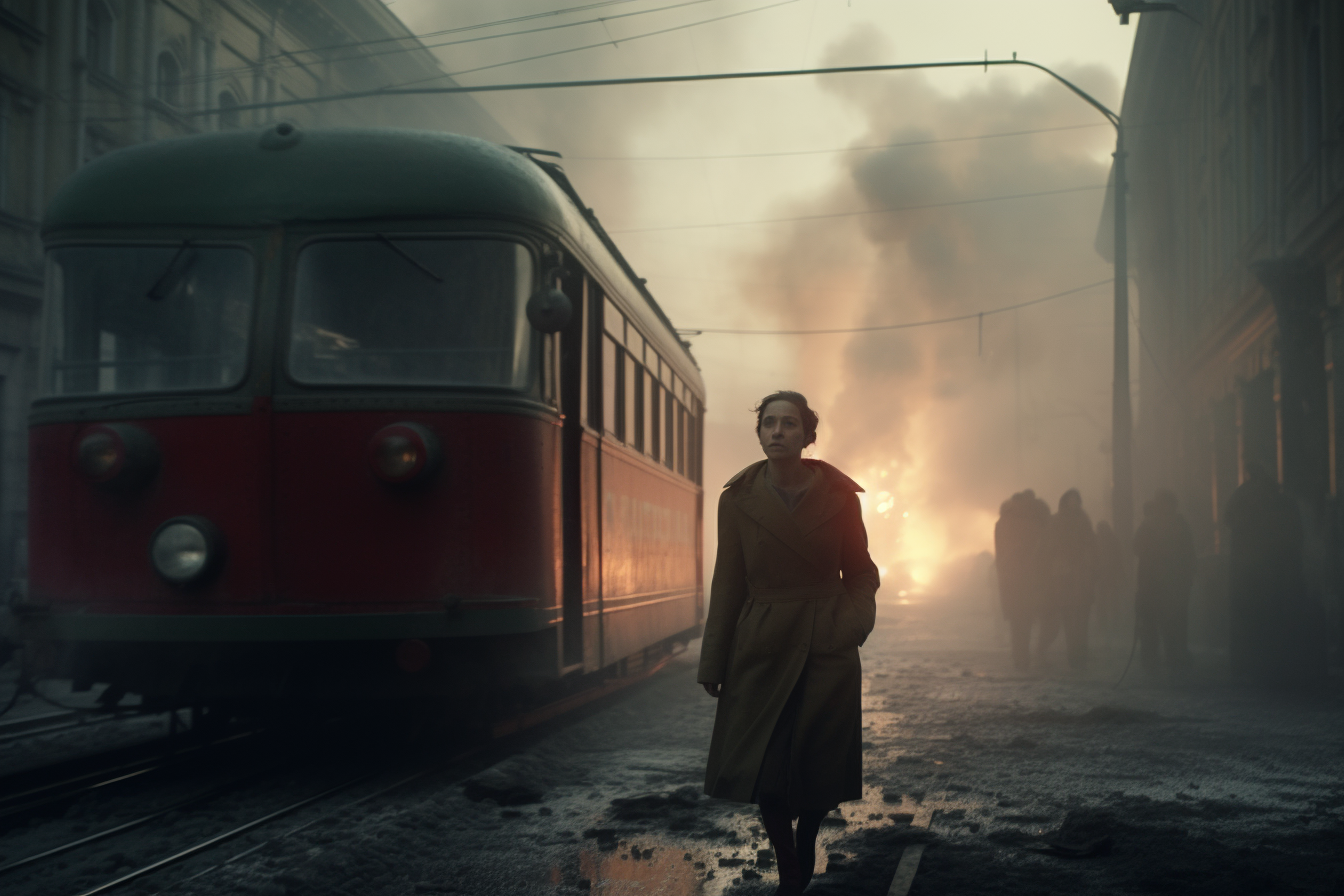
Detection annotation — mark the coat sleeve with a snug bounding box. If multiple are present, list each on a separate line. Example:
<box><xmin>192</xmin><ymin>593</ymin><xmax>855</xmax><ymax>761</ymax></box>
<box><xmin>838</xmin><ymin>493</ymin><xmax>881</xmax><ymax>646</ymax></box>
<box><xmin>697</xmin><ymin>490</ymin><xmax>748</xmax><ymax>684</ymax></box>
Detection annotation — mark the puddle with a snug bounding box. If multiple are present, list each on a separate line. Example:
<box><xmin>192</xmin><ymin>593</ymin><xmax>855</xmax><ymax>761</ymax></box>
<box><xmin>576</xmin><ymin>847</ymin><xmax>705</xmax><ymax>895</ymax></box>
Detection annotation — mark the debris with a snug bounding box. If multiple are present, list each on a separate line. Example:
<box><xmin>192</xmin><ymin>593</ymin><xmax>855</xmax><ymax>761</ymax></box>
<box><xmin>1037</xmin><ymin>835</ymin><xmax>1114</xmax><ymax>858</ymax></box>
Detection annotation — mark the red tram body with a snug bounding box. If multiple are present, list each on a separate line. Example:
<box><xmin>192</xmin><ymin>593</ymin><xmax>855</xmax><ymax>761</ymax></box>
<box><xmin>18</xmin><ymin>126</ymin><xmax>705</xmax><ymax>709</ymax></box>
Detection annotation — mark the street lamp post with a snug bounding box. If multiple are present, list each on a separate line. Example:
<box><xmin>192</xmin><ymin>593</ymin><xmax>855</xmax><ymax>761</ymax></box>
<box><xmin>211</xmin><ymin>56</ymin><xmax>1135</xmax><ymax>539</ymax></box>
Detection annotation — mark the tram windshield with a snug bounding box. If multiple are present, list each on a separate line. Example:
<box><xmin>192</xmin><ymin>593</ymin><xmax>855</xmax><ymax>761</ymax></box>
<box><xmin>43</xmin><ymin>245</ymin><xmax>254</xmax><ymax>396</ymax></box>
<box><xmin>288</xmin><ymin>238</ymin><xmax>534</xmax><ymax>389</ymax></box>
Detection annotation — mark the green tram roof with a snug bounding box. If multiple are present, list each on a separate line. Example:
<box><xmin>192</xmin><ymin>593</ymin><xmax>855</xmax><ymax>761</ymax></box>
<box><xmin>43</xmin><ymin>126</ymin><xmax>702</xmax><ymax>392</ymax></box>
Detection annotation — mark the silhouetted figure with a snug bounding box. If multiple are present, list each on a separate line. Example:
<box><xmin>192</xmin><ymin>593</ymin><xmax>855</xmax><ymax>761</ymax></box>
<box><xmin>1038</xmin><ymin>489</ymin><xmax>1096</xmax><ymax>672</ymax></box>
<box><xmin>994</xmin><ymin>490</ymin><xmax>1049</xmax><ymax>671</ymax></box>
<box><xmin>1132</xmin><ymin>490</ymin><xmax>1195</xmax><ymax>679</ymax></box>
<box><xmin>1093</xmin><ymin>519</ymin><xmax>1125</xmax><ymax>641</ymax></box>
<box><xmin>1224</xmin><ymin>463</ymin><xmax>1323</xmax><ymax>684</ymax></box>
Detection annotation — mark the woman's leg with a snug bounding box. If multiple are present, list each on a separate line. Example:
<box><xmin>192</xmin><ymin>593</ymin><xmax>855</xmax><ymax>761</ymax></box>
<box><xmin>795</xmin><ymin>809</ymin><xmax>827</xmax><ymax>890</ymax></box>
<box><xmin>759</xmin><ymin>798</ymin><xmax>802</xmax><ymax>895</ymax></box>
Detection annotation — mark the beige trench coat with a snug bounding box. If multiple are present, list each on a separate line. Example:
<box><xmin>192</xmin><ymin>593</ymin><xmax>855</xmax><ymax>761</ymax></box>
<box><xmin>698</xmin><ymin>459</ymin><xmax>880</xmax><ymax>808</ymax></box>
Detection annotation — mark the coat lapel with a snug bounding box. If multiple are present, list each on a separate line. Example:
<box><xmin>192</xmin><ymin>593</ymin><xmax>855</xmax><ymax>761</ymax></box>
<box><xmin>729</xmin><ymin>462</ymin><xmax>819</xmax><ymax>566</ymax></box>
<box><xmin>793</xmin><ymin>460</ymin><xmax>864</xmax><ymax>534</ymax></box>
<box><xmin>727</xmin><ymin>460</ymin><xmax>865</xmax><ymax>569</ymax></box>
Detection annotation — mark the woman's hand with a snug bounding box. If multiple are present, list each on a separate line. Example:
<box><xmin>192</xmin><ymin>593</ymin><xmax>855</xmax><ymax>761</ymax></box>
<box><xmin>702</xmin><ymin>682</ymin><xmax>722</xmax><ymax>698</ymax></box>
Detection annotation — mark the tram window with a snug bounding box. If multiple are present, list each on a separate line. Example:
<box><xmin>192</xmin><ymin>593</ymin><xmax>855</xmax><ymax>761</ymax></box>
<box><xmin>603</xmin><ymin>335</ymin><xmax>619</xmax><ymax>439</ymax></box>
<box><xmin>631</xmin><ymin>365</ymin><xmax>645</xmax><ymax>452</ymax></box>
<box><xmin>623</xmin><ymin>352</ymin><xmax>637</xmax><ymax>447</ymax></box>
<box><xmin>677</xmin><ymin>402</ymin><xmax>687</xmax><ymax>476</ymax></box>
<box><xmin>290</xmin><ymin>238</ymin><xmax>534</xmax><ymax>389</ymax></box>
<box><xmin>642</xmin><ymin>369</ymin><xmax>654</xmax><ymax>456</ymax></box>
<box><xmin>604</xmin><ymin>297</ymin><xmax>622</xmax><ymax>339</ymax></box>
<box><xmin>663</xmin><ymin>388</ymin><xmax>675</xmax><ymax>469</ymax></box>
<box><xmin>44</xmin><ymin>245</ymin><xmax>254</xmax><ymax>396</ymax></box>
<box><xmin>649</xmin><ymin>383</ymin><xmax>661</xmax><ymax>462</ymax></box>
<box><xmin>578</xmin><ymin>279</ymin><xmax>590</xmax><ymax>427</ymax></box>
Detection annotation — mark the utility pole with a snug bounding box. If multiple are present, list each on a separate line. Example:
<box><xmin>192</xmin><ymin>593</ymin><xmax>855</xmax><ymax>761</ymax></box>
<box><xmin>1111</xmin><ymin>124</ymin><xmax>1133</xmax><ymax>545</ymax></box>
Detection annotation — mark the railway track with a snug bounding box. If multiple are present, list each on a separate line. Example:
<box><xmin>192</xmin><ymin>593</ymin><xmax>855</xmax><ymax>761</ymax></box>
<box><xmin>0</xmin><ymin>726</ymin><xmax>262</xmax><ymax>830</ymax></box>
<box><xmin>0</xmin><ymin>646</ymin><xmax>686</xmax><ymax>896</ymax></box>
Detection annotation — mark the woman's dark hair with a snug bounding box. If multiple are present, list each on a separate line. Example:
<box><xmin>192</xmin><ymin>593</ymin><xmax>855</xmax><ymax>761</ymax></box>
<box><xmin>754</xmin><ymin>391</ymin><xmax>819</xmax><ymax>446</ymax></box>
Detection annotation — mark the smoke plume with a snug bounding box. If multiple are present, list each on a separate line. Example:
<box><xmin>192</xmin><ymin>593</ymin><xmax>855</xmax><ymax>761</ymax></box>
<box><xmin>740</xmin><ymin>31</ymin><xmax>1121</xmax><ymax>592</ymax></box>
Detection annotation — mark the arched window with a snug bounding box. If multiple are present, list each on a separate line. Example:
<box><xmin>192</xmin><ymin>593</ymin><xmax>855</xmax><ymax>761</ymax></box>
<box><xmin>218</xmin><ymin>91</ymin><xmax>241</xmax><ymax>129</ymax></box>
<box><xmin>87</xmin><ymin>1</ymin><xmax>115</xmax><ymax>76</ymax></box>
<box><xmin>156</xmin><ymin>51</ymin><xmax>181</xmax><ymax>106</ymax></box>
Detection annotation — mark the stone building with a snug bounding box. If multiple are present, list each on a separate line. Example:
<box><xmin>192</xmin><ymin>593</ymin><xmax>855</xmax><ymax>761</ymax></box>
<box><xmin>1112</xmin><ymin>0</ymin><xmax>1343</xmax><ymax>544</ymax></box>
<box><xmin>0</xmin><ymin>0</ymin><xmax>510</xmax><ymax>585</ymax></box>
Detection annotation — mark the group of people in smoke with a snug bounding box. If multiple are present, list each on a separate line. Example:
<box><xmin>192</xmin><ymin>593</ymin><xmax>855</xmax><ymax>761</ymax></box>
<box><xmin>995</xmin><ymin>463</ymin><xmax>1329</xmax><ymax>683</ymax></box>
<box><xmin>993</xmin><ymin>486</ymin><xmax>1196</xmax><ymax>676</ymax></box>
<box><xmin>995</xmin><ymin>488</ymin><xmax>1113</xmax><ymax>673</ymax></box>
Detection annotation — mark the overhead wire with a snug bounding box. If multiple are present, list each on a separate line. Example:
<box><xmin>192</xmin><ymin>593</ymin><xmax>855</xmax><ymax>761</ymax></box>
<box><xmin>675</xmin><ymin>278</ymin><xmax>1112</xmax><ymax>335</ymax></box>
<box><xmin>608</xmin><ymin>184</ymin><xmax>1106</xmax><ymax>234</ymax></box>
<box><xmin>277</xmin><ymin>0</ymin><xmax>650</xmax><ymax>59</ymax></box>
<box><xmin>180</xmin><ymin>0</ymin><xmax>723</xmax><ymax>88</ymax></box>
<box><xmin>395</xmin><ymin>0</ymin><xmax>804</xmax><ymax>86</ymax></box>
<box><xmin>565</xmin><ymin>121</ymin><xmax>1110</xmax><ymax>161</ymax></box>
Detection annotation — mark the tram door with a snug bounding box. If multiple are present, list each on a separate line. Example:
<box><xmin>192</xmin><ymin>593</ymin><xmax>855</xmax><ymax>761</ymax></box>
<box><xmin>558</xmin><ymin>268</ymin><xmax>591</xmax><ymax>670</ymax></box>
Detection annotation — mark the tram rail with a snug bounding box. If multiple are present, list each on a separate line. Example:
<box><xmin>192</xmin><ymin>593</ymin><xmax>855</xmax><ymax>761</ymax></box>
<box><xmin>0</xmin><ymin>646</ymin><xmax>687</xmax><ymax>896</ymax></box>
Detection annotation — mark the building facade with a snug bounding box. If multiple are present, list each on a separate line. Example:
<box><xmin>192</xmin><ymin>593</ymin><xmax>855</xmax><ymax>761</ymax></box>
<box><xmin>1113</xmin><ymin>0</ymin><xmax>1343</xmax><ymax>643</ymax></box>
<box><xmin>0</xmin><ymin>0</ymin><xmax>510</xmax><ymax>586</ymax></box>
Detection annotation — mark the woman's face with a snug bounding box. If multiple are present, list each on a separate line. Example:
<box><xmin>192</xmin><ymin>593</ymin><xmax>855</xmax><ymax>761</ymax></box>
<box><xmin>758</xmin><ymin>400</ymin><xmax>807</xmax><ymax>460</ymax></box>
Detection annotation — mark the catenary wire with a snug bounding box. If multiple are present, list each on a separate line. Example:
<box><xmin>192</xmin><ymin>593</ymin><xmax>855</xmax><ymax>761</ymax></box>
<box><xmin>73</xmin><ymin>0</ymin><xmax>799</xmax><ymax>112</ymax></box>
<box><xmin>395</xmin><ymin>0</ymin><xmax>803</xmax><ymax>86</ymax></box>
<box><xmin>675</xmin><ymin>278</ymin><xmax>1112</xmax><ymax>335</ymax></box>
<box><xmin>608</xmin><ymin>184</ymin><xmax>1106</xmax><ymax>234</ymax></box>
<box><xmin>180</xmin><ymin>0</ymin><xmax>723</xmax><ymax>89</ymax></box>
<box><xmin>564</xmin><ymin>121</ymin><xmax>1109</xmax><ymax>160</ymax></box>
<box><xmin>178</xmin><ymin>58</ymin><xmax>1117</xmax><ymax>127</ymax></box>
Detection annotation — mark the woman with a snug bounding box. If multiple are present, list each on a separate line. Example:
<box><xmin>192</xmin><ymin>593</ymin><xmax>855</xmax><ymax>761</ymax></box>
<box><xmin>698</xmin><ymin>391</ymin><xmax>880</xmax><ymax>895</ymax></box>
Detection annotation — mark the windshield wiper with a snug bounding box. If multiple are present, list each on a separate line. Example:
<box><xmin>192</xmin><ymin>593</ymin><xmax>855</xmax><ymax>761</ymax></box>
<box><xmin>146</xmin><ymin>241</ymin><xmax>199</xmax><ymax>300</ymax></box>
<box><xmin>376</xmin><ymin>234</ymin><xmax>443</xmax><ymax>283</ymax></box>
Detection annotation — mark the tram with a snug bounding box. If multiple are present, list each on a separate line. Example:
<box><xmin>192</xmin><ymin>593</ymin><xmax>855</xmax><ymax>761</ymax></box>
<box><xmin>17</xmin><ymin>123</ymin><xmax>705</xmax><ymax>710</ymax></box>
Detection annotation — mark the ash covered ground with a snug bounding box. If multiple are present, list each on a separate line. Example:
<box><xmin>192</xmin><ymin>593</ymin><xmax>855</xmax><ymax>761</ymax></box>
<box><xmin>5</xmin><ymin>597</ymin><xmax>1342</xmax><ymax>896</ymax></box>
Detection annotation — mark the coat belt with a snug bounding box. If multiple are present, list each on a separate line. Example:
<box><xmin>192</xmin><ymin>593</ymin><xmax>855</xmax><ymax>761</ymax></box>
<box><xmin>747</xmin><ymin>579</ymin><xmax>844</xmax><ymax>602</ymax></box>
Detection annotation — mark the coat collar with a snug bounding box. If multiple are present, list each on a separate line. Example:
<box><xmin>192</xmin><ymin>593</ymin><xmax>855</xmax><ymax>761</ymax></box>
<box><xmin>724</xmin><ymin>459</ymin><xmax>864</xmax><ymax>567</ymax></box>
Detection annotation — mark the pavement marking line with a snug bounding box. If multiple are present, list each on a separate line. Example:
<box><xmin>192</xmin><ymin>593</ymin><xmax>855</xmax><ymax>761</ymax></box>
<box><xmin>886</xmin><ymin>844</ymin><xmax>925</xmax><ymax>896</ymax></box>
<box><xmin>887</xmin><ymin>797</ymin><xmax>936</xmax><ymax>896</ymax></box>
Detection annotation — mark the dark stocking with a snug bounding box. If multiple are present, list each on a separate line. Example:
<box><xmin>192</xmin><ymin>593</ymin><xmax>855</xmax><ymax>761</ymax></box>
<box><xmin>759</xmin><ymin>800</ymin><xmax>802</xmax><ymax>895</ymax></box>
<box><xmin>795</xmin><ymin>810</ymin><xmax>826</xmax><ymax>891</ymax></box>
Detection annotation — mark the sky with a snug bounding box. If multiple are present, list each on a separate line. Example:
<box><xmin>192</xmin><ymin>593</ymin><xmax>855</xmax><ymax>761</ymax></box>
<box><xmin>382</xmin><ymin>0</ymin><xmax>1139</xmax><ymax>596</ymax></box>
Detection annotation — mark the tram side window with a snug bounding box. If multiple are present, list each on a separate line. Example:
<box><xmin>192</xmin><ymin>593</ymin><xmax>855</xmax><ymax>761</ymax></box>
<box><xmin>642</xmin><ymin>365</ymin><xmax>655</xmax><ymax>457</ymax></box>
<box><xmin>630</xmin><ymin>360</ymin><xmax>644</xmax><ymax>452</ymax></box>
<box><xmin>676</xmin><ymin>401</ymin><xmax>687</xmax><ymax>476</ymax></box>
<box><xmin>602</xmin><ymin>334</ymin><xmax>620</xmax><ymax>440</ymax></box>
<box><xmin>645</xmin><ymin>376</ymin><xmax>655</xmax><ymax>462</ymax></box>
<box><xmin>663</xmin><ymin>385</ymin><xmax>675</xmax><ymax>469</ymax></box>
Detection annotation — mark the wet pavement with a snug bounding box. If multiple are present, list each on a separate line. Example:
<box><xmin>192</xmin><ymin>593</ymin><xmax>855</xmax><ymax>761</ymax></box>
<box><xmin>5</xmin><ymin>596</ymin><xmax>1342</xmax><ymax>895</ymax></box>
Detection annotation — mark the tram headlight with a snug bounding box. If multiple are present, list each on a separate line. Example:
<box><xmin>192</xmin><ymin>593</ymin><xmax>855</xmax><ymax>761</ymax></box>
<box><xmin>368</xmin><ymin>423</ymin><xmax>441</xmax><ymax>485</ymax></box>
<box><xmin>150</xmin><ymin>516</ymin><xmax>225</xmax><ymax>586</ymax></box>
<box><xmin>75</xmin><ymin>424</ymin><xmax>160</xmax><ymax>488</ymax></box>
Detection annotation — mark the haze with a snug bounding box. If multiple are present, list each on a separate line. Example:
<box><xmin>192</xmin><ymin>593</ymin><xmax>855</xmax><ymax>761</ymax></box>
<box><xmin>386</xmin><ymin>0</ymin><xmax>1138</xmax><ymax>595</ymax></box>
